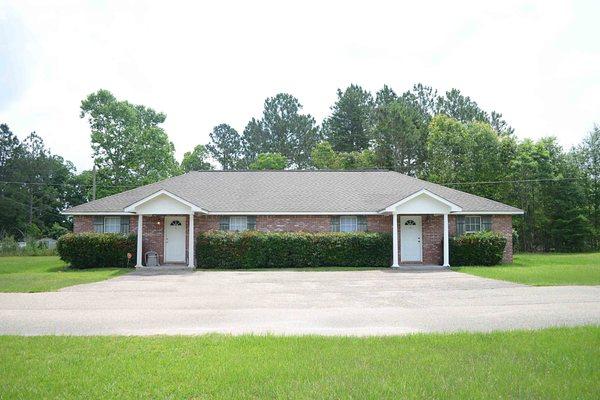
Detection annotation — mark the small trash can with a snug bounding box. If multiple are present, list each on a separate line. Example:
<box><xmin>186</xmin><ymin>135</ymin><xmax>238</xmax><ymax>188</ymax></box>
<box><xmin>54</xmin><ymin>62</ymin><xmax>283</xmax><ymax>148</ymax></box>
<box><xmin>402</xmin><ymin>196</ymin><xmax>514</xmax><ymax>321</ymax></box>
<box><xmin>145</xmin><ymin>251</ymin><xmax>159</xmax><ymax>267</ymax></box>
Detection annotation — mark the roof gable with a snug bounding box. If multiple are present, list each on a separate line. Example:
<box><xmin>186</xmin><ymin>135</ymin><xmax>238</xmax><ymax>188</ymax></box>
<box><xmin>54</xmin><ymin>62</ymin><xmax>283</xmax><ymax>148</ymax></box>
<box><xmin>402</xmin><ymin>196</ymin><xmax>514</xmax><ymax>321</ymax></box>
<box><xmin>382</xmin><ymin>189</ymin><xmax>462</xmax><ymax>213</ymax></box>
<box><xmin>124</xmin><ymin>189</ymin><xmax>206</xmax><ymax>214</ymax></box>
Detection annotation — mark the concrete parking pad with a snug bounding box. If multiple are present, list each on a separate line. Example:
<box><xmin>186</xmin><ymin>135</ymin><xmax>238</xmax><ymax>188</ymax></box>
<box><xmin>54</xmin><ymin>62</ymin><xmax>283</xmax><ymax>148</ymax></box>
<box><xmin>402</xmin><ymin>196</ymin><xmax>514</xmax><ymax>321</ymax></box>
<box><xmin>0</xmin><ymin>268</ymin><xmax>598</xmax><ymax>335</ymax></box>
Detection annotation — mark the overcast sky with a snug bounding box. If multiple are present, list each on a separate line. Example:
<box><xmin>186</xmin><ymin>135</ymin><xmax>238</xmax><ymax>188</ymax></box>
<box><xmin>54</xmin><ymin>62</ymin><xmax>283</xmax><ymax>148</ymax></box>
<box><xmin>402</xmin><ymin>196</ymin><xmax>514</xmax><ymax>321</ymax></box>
<box><xmin>1</xmin><ymin>0</ymin><xmax>598</xmax><ymax>171</ymax></box>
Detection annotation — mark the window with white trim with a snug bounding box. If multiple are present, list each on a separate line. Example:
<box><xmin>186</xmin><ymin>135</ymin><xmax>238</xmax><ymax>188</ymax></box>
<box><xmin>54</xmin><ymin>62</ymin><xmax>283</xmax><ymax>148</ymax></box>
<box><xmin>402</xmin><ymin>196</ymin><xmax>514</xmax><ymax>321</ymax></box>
<box><xmin>464</xmin><ymin>216</ymin><xmax>482</xmax><ymax>233</ymax></box>
<box><xmin>219</xmin><ymin>216</ymin><xmax>257</xmax><ymax>231</ymax></box>
<box><xmin>229</xmin><ymin>216</ymin><xmax>248</xmax><ymax>232</ymax></box>
<box><xmin>104</xmin><ymin>216</ymin><xmax>121</xmax><ymax>233</ymax></box>
<box><xmin>340</xmin><ymin>216</ymin><xmax>358</xmax><ymax>232</ymax></box>
<box><xmin>93</xmin><ymin>216</ymin><xmax>130</xmax><ymax>234</ymax></box>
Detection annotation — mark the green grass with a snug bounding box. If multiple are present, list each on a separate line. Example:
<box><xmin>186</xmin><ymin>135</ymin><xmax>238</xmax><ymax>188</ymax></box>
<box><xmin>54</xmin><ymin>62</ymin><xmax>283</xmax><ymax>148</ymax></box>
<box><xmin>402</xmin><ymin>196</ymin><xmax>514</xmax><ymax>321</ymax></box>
<box><xmin>0</xmin><ymin>256</ymin><xmax>130</xmax><ymax>292</ymax></box>
<box><xmin>0</xmin><ymin>327</ymin><xmax>598</xmax><ymax>399</ymax></box>
<box><xmin>453</xmin><ymin>252</ymin><xmax>600</xmax><ymax>286</ymax></box>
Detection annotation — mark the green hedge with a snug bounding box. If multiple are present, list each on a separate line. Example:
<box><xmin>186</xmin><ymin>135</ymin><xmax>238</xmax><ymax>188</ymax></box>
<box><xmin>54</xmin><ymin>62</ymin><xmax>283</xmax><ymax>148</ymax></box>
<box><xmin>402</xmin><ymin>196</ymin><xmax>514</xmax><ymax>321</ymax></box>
<box><xmin>196</xmin><ymin>231</ymin><xmax>392</xmax><ymax>269</ymax></box>
<box><xmin>450</xmin><ymin>231</ymin><xmax>507</xmax><ymax>266</ymax></box>
<box><xmin>57</xmin><ymin>233</ymin><xmax>136</xmax><ymax>268</ymax></box>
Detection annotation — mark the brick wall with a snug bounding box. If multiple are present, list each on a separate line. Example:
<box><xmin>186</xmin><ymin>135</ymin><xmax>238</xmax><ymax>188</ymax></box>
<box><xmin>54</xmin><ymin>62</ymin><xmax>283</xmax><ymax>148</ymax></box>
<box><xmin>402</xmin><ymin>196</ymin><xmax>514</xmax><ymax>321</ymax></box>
<box><xmin>142</xmin><ymin>215</ymin><xmax>164</xmax><ymax>264</ymax></box>
<box><xmin>72</xmin><ymin>213</ymin><xmax>513</xmax><ymax>265</ymax></box>
<box><xmin>420</xmin><ymin>215</ymin><xmax>443</xmax><ymax>265</ymax></box>
<box><xmin>73</xmin><ymin>215</ymin><xmax>93</xmax><ymax>233</ymax></box>
<box><xmin>491</xmin><ymin>215</ymin><xmax>513</xmax><ymax>263</ymax></box>
<box><xmin>193</xmin><ymin>215</ymin><xmax>392</xmax><ymax>233</ymax></box>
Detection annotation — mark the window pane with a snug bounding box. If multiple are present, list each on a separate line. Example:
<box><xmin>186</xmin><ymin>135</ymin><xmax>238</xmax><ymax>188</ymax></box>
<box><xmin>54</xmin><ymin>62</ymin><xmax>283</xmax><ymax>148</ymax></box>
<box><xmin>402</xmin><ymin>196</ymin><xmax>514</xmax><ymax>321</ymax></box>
<box><xmin>464</xmin><ymin>216</ymin><xmax>481</xmax><ymax>233</ymax></box>
<box><xmin>229</xmin><ymin>216</ymin><xmax>248</xmax><ymax>232</ymax></box>
<box><xmin>104</xmin><ymin>216</ymin><xmax>121</xmax><ymax>233</ymax></box>
<box><xmin>340</xmin><ymin>216</ymin><xmax>358</xmax><ymax>232</ymax></box>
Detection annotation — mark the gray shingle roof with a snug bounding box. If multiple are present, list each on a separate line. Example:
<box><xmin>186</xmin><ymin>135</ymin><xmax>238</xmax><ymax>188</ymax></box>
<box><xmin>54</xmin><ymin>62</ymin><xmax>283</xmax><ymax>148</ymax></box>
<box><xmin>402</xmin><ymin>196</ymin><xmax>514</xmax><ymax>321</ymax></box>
<box><xmin>63</xmin><ymin>170</ymin><xmax>523</xmax><ymax>214</ymax></box>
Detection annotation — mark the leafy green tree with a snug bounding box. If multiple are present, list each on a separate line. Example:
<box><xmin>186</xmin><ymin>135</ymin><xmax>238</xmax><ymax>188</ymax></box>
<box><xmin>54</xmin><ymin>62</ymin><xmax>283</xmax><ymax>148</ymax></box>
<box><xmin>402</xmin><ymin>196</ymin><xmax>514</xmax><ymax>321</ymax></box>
<box><xmin>372</xmin><ymin>97</ymin><xmax>429</xmax><ymax>176</ymax></box>
<box><xmin>436</xmin><ymin>88</ymin><xmax>488</xmax><ymax>123</ymax></box>
<box><xmin>426</xmin><ymin>115</ymin><xmax>473</xmax><ymax>184</ymax></box>
<box><xmin>507</xmin><ymin>138</ymin><xmax>565</xmax><ymax>251</ymax></box>
<box><xmin>573</xmin><ymin>125</ymin><xmax>600</xmax><ymax>248</ymax></box>
<box><xmin>242</xmin><ymin>93</ymin><xmax>320</xmax><ymax>168</ymax></box>
<box><xmin>241</xmin><ymin>118</ymin><xmax>267</xmax><ymax>167</ymax></box>
<box><xmin>427</xmin><ymin>115</ymin><xmax>513</xmax><ymax>199</ymax></box>
<box><xmin>80</xmin><ymin>89</ymin><xmax>179</xmax><ymax>197</ymax></box>
<box><xmin>337</xmin><ymin>149</ymin><xmax>377</xmax><ymax>169</ymax></box>
<box><xmin>309</xmin><ymin>141</ymin><xmax>377</xmax><ymax>170</ymax></box>
<box><xmin>48</xmin><ymin>222</ymin><xmax>69</xmax><ymax>239</ymax></box>
<box><xmin>310</xmin><ymin>141</ymin><xmax>339</xmax><ymax>169</ymax></box>
<box><xmin>405</xmin><ymin>83</ymin><xmax>438</xmax><ymax>117</ymax></box>
<box><xmin>249</xmin><ymin>153</ymin><xmax>287</xmax><ymax>170</ymax></box>
<box><xmin>544</xmin><ymin>152</ymin><xmax>592</xmax><ymax>251</ymax></box>
<box><xmin>181</xmin><ymin>144</ymin><xmax>213</xmax><ymax>172</ymax></box>
<box><xmin>0</xmin><ymin>125</ymin><xmax>78</xmax><ymax>239</ymax></box>
<box><xmin>436</xmin><ymin>88</ymin><xmax>513</xmax><ymax>134</ymax></box>
<box><xmin>323</xmin><ymin>84</ymin><xmax>374</xmax><ymax>152</ymax></box>
<box><xmin>206</xmin><ymin>123</ymin><xmax>245</xmax><ymax>170</ymax></box>
<box><xmin>375</xmin><ymin>85</ymin><xmax>398</xmax><ymax>108</ymax></box>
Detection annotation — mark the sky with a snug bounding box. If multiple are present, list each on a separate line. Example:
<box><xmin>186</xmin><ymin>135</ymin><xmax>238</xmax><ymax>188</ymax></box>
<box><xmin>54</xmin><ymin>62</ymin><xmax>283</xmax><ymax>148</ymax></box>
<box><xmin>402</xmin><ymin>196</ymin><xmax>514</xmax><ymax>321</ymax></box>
<box><xmin>1</xmin><ymin>0</ymin><xmax>599</xmax><ymax>172</ymax></box>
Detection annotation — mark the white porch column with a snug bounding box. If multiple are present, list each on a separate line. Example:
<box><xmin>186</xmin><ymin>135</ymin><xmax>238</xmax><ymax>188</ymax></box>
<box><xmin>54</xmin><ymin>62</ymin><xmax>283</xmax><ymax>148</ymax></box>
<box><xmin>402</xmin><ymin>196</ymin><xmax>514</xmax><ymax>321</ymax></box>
<box><xmin>188</xmin><ymin>213</ymin><xmax>195</xmax><ymax>268</ymax></box>
<box><xmin>392</xmin><ymin>211</ymin><xmax>399</xmax><ymax>268</ymax></box>
<box><xmin>443</xmin><ymin>213</ymin><xmax>450</xmax><ymax>267</ymax></box>
<box><xmin>136</xmin><ymin>214</ymin><xmax>143</xmax><ymax>268</ymax></box>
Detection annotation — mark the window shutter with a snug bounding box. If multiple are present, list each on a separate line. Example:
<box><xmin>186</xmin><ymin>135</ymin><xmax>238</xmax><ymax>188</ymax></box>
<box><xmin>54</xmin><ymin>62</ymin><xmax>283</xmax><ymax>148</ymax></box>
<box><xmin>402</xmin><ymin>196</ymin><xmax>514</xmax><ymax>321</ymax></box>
<box><xmin>219</xmin><ymin>216</ymin><xmax>230</xmax><ymax>231</ymax></box>
<box><xmin>357</xmin><ymin>216</ymin><xmax>368</xmax><ymax>232</ymax></box>
<box><xmin>120</xmin><ymin>216</ymin><xmax>130</xmax><ymax>234</ymax></box>
<box><xmin>247</xmin><ymin>216</ymin><xmax>256</xmax><ymax>230</ymax></box>
<box><xmin>482</xmin><ymin>216</ymin><xmax>492</xmax><ymax>231</ymax></box>
<box><xmin>456</xmin><ymin>216</ymin><xmax>465</xmax><ymax>236</ymax></box>
<box><xmin>330</xmin><ymin>216</ymin><xmax>340</xmax><ymax>232</ymax></box>
<box><xmin>93</xmin><ymin>216</ymin><xmax>104</xmax><ymax>233</ymax></box>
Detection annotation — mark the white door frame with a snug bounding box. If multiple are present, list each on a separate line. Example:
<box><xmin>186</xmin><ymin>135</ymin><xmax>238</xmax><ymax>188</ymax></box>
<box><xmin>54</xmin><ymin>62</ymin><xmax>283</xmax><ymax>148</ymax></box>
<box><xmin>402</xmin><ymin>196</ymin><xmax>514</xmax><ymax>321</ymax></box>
<box><xmin>164</xmin><ymin>216</ymin><xmax>187</xmax><ymax>263</ymax></box>
<box><xmin>400</xmin><ymin>215</ymin><xmax>422</xmax><ymax>262</ymax></box>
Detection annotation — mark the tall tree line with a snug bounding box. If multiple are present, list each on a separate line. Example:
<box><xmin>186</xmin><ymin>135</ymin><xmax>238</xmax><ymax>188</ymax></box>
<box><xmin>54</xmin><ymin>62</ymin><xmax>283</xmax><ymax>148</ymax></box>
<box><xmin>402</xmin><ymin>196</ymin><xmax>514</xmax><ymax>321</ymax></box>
<box><xmin>1</xmin><ymin>86</ymin><xmax>597</xmax><ymax>252</ymax></box>
<box><xmin>205</xmin><ymin>84</ymin><xmax>599</xmax><ymax>252</ymax></box>
<box><xmin>0</xmin><ymin>124</ymin><xmax>84</xmax><ymax>239</ymax></box>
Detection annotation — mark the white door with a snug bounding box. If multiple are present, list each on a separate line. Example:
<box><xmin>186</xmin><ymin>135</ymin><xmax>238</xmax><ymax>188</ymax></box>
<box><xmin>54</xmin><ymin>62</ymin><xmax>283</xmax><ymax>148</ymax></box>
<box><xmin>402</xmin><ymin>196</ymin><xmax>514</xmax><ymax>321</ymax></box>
<box><xmin>400</xmin><ymin>216</ymin><xmax>422</xmax><ymax>262</ymax></box>
<box><xmin>164</xmin><ymin>216</ymin><xmax>186</xmax><ymax>263</ymax></box>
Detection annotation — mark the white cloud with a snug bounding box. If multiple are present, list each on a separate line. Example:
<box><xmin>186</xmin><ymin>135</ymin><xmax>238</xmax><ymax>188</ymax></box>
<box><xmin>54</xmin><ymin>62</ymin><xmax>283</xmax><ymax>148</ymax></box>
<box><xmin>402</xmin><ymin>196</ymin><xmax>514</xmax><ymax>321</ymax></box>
<box><xmin>1</xmin><ymin>0</ymin><xmax>598</xmax><ymax>171</ymax></box>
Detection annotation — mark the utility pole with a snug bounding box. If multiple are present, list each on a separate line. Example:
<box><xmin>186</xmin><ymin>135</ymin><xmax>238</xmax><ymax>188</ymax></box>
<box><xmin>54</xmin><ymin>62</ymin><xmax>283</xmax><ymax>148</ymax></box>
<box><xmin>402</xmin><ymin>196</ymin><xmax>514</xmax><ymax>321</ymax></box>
<box><xmin>92</xmin><ymin>164</ymin><xmax>97</xmax><ymax>201</ymax></box>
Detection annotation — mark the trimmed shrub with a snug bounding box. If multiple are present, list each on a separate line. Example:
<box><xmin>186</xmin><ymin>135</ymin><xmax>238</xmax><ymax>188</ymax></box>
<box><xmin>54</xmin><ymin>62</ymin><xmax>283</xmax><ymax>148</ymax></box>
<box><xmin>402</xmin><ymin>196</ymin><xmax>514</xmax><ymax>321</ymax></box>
<box><xmin>450</xmin><ymin>231</ymin><xmax>507</xmax><ymax>266</ymax></box>
<box><xmin>196</xmin><ymin>231</ymin><xmax>392</xmax><ymax>269</ymax></box>
<box><xmin>57</xmin><ymin>232</ymin><xmax>136</xmax><ymax>268</ymax></box>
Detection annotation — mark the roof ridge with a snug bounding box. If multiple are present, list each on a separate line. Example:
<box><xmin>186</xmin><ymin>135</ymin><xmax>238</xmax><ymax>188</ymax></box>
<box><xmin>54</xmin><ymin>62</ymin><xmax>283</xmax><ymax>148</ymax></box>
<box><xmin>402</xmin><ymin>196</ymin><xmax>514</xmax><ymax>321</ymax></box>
<box><xmin>191</xmin><ymin>169</ymin><xmax>392</xmax><ymax>172</ymax></box>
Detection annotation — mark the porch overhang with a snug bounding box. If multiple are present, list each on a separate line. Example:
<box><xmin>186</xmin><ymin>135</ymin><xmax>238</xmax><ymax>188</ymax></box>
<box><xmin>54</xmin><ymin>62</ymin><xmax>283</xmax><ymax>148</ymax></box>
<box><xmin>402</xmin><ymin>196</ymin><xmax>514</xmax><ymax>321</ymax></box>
<box><xmin>124</xmin><ymin>189</ymin><xmax>207</xmax><ymax>215</ymax></box>
<box><xmin>380</xmin><ymin>189</ymin><xmax>462</xmax><ymax>214</ymax></box>
<box><xmin>383</xmin><ymin>189</ymin><xmax>459</xmax><ymax>269</ymax></box>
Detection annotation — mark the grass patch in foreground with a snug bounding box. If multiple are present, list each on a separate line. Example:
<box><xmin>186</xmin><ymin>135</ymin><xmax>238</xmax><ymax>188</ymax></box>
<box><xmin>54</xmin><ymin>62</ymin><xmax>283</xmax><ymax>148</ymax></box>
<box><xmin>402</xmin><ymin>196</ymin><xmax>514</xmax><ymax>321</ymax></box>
<box><xmin>0</xmin><ymin>256</ymin><xmax>130</xmax><ymax>292</ymax></box>
<box><xmin>453</xmin><ymin>252</ymin><xmax>600</xmax><ymax>285</ymax></box>
<box><xmin>0</xmin><ymin>327</ymin><xmax>598</xmax><ymax>399</ymax></box>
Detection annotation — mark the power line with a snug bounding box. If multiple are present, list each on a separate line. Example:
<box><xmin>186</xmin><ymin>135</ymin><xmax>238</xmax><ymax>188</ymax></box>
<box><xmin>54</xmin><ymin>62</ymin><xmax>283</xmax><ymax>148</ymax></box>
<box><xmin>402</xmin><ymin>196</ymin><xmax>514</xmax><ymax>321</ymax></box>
<box><xmin>0</xmin><ymin>176</ymin><xmax>589</xmax><ymax>189</ymax></box>
<box><xmin>441</xmin><ymin>177</ymin><xmax>584</xmax><ymax>186</ymax></box>
<box><xmin>0</xmin><ymin>180</ymin><xmax>138</xmax><ymax>189</ymax></box>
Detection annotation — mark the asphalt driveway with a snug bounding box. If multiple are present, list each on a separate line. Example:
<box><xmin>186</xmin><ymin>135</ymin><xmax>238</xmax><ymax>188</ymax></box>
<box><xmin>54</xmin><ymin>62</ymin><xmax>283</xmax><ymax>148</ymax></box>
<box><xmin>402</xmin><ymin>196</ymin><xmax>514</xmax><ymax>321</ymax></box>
<box><xmin>0</xmin><ymin>268</ymin><xmax>599</xmax><ymax>335</ymax></box>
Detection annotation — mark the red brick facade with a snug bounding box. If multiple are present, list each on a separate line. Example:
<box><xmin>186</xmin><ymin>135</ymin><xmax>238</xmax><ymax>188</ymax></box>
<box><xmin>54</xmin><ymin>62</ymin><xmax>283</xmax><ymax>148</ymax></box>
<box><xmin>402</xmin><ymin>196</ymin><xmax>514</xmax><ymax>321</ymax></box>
<box><xmin>492</xmin><ymin>215</ymin><xmax>513</xmax><ymax>263</ymax></box>
<box><xmin>72</xmin><ymin>213</ymin><xmax>513</xmax><ymax>265</ymax></box>
<box><xmin>73</xmin><ymin>215</ymin><xmax>94</xmax><ymax>233</ymax></box>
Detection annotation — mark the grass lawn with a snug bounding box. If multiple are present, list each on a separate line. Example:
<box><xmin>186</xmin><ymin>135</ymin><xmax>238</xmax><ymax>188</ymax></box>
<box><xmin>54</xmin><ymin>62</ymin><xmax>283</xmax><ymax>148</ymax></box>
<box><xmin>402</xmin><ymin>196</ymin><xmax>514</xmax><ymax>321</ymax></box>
<box><xmin>453</xmin><ymin>252</ymin><xmax>600</xmax><ymax>286</ymax></box>
<box><xmin>0</xmin><ymin>327</ymin><xmax>598</xmax><ymax>399</ymax></box>
<box><xmin>0</xmin><ymin>256</ymin><xmax>130</xmax><ymax>292</ymax></box>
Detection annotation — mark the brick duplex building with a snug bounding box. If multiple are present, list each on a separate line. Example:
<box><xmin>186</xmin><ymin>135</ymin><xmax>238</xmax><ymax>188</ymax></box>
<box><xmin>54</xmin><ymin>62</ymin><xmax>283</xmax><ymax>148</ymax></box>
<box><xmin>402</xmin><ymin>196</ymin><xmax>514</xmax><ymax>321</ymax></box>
<box><xmin>65</xmin><ymin>170</ymin><xmax>522</xmax><ymax>268</ymax></box>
